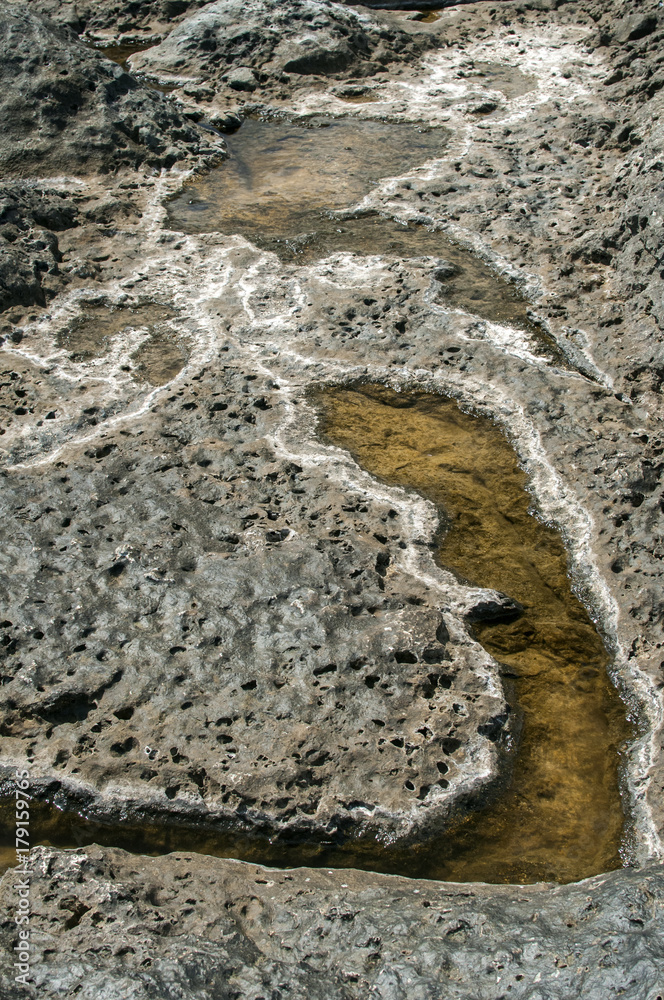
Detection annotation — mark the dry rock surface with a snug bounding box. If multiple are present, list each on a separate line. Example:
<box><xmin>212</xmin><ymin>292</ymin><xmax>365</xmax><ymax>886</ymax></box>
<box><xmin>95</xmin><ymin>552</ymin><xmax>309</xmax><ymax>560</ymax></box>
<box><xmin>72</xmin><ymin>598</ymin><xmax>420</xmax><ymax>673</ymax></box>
<box><xmin>24</xmin><ymin>0</ymin><xmax>218</xmax><ymax>41</ymax></box>
<box><xmin>1</xmin><ymin>845</ymin><xmax>664</xmax><ymax>1000</ymax></box>
<box><xmin>128</xmin><ymin>0</ymin><xmax>437</xmax><ymax>94</ymax></box>
<box><xmin>0</xmin><ymin>9</ymin><xmax>225</xmax><ymax>177</ymax></box>
<box><xmin>1</xmin><ymin>0</ymin><xmax>664</xmax><ymax>996</ymax></box>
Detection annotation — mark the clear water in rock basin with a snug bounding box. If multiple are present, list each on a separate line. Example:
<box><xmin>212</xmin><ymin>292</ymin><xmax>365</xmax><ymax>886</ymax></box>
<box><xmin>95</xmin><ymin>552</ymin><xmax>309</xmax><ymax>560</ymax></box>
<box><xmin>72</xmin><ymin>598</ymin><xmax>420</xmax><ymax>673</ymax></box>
<box><xmin>167</xmin><ymin>116</ymin><xmax>450</xmax><ymax>245</ymax></box>
<box><xmin>315</xmin><ymin>385</ymin><xmax>632</xmax><ymax>884</ymax></box>
<box><xmin>97</xmin><ymin>43</ymin><xmax>155</xmax><ymax>70</ymax></box>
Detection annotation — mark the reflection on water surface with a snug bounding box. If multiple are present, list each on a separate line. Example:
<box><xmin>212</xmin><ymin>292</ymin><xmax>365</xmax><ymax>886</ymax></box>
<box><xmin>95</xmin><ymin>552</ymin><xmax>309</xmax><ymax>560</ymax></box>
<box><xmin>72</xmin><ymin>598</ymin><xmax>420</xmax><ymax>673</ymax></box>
<box><xmin>315</xmin><ymin>384</ymin><xmax>632</xmax><ymax>883</ymax></box>
<box><xmin>167</xmin><ymin>116</ymin><xmax>562</xmax><ymax>348</ymax></box>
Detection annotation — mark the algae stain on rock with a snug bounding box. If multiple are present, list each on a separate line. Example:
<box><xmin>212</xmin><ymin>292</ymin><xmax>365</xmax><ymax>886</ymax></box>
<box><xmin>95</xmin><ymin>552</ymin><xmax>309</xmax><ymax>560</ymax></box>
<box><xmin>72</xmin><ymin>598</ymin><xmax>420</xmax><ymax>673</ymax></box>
<box><xmin>57</xmin><ymin>302</ymin><xmax>176</xmax><ymax>361</ymax></box>
<box><xmin>458</xmin><ymin>61</ymin><xmax>537</xmax><ymax>101</ymax></box>
<box><xmin>316</xmin><ymin>383</ymin><xmax>632</xmax><ymax>884</ymax></box>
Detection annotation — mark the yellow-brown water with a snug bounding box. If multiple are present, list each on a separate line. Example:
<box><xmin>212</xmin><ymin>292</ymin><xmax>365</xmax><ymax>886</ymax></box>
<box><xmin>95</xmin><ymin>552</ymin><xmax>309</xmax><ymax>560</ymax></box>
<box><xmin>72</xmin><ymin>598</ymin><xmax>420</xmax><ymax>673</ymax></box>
<box><xmin>314</xmin><ymin>384</ymin><xmax>631</xmax><ymax>883</ymax></box>
<box><xmin>0</xmin><ymin>385</ymin><xmax>631</xmax><ymax>884</ymax></box>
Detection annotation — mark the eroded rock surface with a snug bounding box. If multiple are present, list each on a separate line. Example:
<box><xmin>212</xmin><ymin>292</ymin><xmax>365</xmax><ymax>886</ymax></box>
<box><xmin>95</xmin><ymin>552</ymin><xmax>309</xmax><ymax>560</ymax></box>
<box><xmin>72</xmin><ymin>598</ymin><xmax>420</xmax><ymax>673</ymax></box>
<box><xmin>128</xmin><ymin>0</ymin><xmax>437</xmax><ymax>94</ymax></box>
<box><xmin>1</xmin><ymin>0</ymin><xmax>663</xmax><ymax>854</ymax></box>
<box><xmin>2</xmin><ymin>846</ymin><xmax>664</xmax><ymax>999</ymax></box>
<box><xmin>1</xmin><ymin>0</ymin><xmax>664</xmax><ymax>993</ymax></box>
<box><xmin>0</xmin><ymin>187</ymin><xmax>78</xmax><ymax>313</ymax></box>
<box><xmin>0</xmin><ymin>8</ymin><xmax>225</xmax><ymax>176</ymax></box>
<box><xmin>0</xmin><ymin>349</ymin><xmax>510</xmax><ymax>844</ymax></box>
<box><xmin>27</xmin><ymin>0</ymin><xmax>218</xmax><ymax>39</ymax></box>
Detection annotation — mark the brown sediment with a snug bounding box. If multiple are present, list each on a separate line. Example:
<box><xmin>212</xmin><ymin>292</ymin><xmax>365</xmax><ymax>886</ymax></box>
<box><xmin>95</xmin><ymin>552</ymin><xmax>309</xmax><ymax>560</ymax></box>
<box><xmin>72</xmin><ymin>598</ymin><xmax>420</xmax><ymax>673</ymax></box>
<box><xmin>337</xmin><ymin>93</ymin><xmax>380</xmax><ymax>103</ymax></box>
<box><xmin>166</xmin><ymin>117</ymin><xmax>451</xmax><ymax>247</ymax></box>
<box><xmin>314</xmin><ymin>384</ymin><xmax>632</xmax><ymax>884</ymax></box>
<box><xmin>129</xmin><ymin>329</ymin><xmax>189</xmax><ymax>385</ymax></box>
<box><xmin>57</xmin><ymin>302</ymin><xmax>177</xmax><ymax>364</ymax></box>
<box><xmin>460</xmin><ymin>61</ymin><xmax>536</xmax><ymax>100</ymax></box>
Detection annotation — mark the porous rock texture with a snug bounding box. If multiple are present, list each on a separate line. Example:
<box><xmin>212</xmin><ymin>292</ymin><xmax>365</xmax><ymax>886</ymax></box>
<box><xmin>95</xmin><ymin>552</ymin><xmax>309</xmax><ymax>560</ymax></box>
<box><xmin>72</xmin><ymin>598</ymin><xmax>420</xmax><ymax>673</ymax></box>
<box><xmin>0</xmin><ymin>348</ymin><xmax>512</xmax><ymax>842</ymax></box>
<box><xmin>0</xmin><ymin>5</ymin><xmax>226</xmax><ymax>314</ymax></box>
<box><xmin>0</xmin><ymin>8</ymin><xmax>225</xmax><ymax>176</ymax></box>
<box><xmin>1</xmin><ymin>0</ymin><xmax>664</xmax><ymax>995</ymax></box>
<box><xmin>1</xmin><ymin>846</ymin><xmax>664</xmax><ymax>999</ymax></box>
<box><xmin>0</xmin><ymin>187</ymin><xmax>79</xmax><ymax>314</ymax></box>
<box><xmin>19</xmin><ymin>0</ymin><xmax>217</xmax><ymax>41</ymax></box>
<box><xmin>128</xmin><ymin>0</ymin><xmax>436</xmax><ymax>92</ymax></box>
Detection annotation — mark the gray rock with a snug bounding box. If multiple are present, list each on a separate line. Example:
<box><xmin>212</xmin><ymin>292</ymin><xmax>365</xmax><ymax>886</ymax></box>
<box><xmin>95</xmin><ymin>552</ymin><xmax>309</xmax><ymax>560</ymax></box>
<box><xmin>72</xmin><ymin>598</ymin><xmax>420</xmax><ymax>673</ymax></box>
<box><xmin>0</xmin><ymin>352</ymin><xmax>507</xmax><ymax>844</ymax></box>
<box><xmin>0</xmin><ymin>9</ymin><xmax>226</xmax><ymax>176</ymax></box>
<box><xmin>129</xmin><ymin>0</ymin><xmax>436</xmax><ymax>90</ymax></box>
<box><xmin>0</xmin><ymin>186</ymin><xmax>78</xmax><ymax>312</ymax></box>
<box><xmin>0</xmin><ymin>0</ymin><xmax>664</xmax><ymax>993</ymax></box>
<box><xmin>226</xmin><ymin>65</ymin><xmax>258</xmax><ymax>91</ymax></box>
<box><xmin>0</xmin><ymin>240</ymin><xmax>50</xmax><ymax>316</ymax></box>
<box><xmin>1</xmin><ymin>846</ymin><xmax>663</xmax><ymax>999</ymax></box>
<box><xmin>18</xmin><ymin>0</ymin><xmax>216</xmax><ymax>37</ymax></box>
<box><xmin>614</xmin><ymin>12</ymin><xmax>658</xmax><ymax>44</ymax></box>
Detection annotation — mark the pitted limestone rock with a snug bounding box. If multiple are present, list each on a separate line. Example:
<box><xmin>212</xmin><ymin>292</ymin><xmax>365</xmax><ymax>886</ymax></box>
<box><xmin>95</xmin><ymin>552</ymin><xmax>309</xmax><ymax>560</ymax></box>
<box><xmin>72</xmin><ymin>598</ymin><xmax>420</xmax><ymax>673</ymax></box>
<box><xmin>128</xmin><ymin>0</ymin><xmax>438</xmax><ymax>91</ymax></box>
<box><xmin>0</xmin><ymin>359</ymin><xmax>508</xmax><ymax>843</ymax></box>
<box><xmin>0</xmin><ymin>2</ymin><xmax>664</xmax><ymax>995</ymax></box>
<box><xmin>1</xmin><ymin>846</ymin><xmax>663</xmax><ymax>1000</ymax></box>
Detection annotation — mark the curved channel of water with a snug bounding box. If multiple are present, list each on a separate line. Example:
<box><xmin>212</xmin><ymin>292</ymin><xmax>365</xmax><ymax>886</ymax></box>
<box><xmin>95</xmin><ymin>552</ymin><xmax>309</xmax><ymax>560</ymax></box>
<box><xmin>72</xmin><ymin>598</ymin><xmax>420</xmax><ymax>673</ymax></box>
<box><xmin>315</xmin><ymin>384</ymin><xmax>632</xmax><ymax>883</ymax></box>
<box><xmin>0</xmin><ymin>111</ymin><xmax>632</xmax><ymax>882</ymax></box>
<box><xmin>0</xmin><ymin>385</ymin><xmax>632</xmax><ymax>884</ymax></box>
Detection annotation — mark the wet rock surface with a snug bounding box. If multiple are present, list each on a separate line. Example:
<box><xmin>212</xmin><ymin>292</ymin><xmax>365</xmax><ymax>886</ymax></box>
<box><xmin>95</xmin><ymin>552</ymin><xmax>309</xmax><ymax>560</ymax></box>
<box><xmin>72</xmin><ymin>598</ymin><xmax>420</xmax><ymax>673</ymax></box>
<box><xmin>2</xmin><ymin>846</ymin><xmax>664</xmax><ymax>999</ymax></box>
<box><xmin>1</xmin><ymin>0</ymin><xmax>664</xmax><ymax>994</ymax></box>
